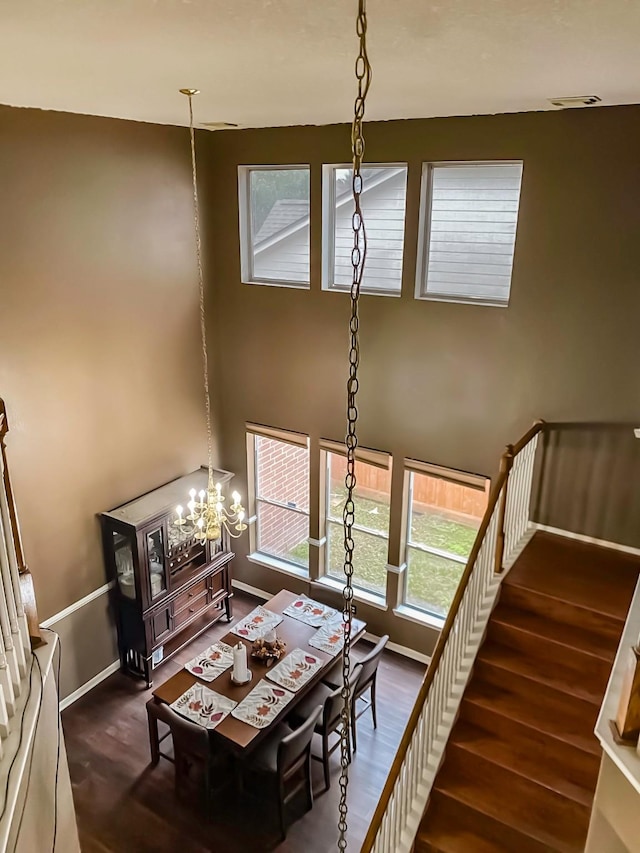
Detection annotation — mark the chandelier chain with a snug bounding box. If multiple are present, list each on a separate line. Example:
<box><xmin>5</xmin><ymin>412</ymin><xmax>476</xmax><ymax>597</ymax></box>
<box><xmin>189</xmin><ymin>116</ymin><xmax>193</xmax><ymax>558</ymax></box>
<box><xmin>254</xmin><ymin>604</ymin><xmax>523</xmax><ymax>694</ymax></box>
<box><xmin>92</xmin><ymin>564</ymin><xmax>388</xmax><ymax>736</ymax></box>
<box><xmin>186</xmin><ymin>93</ymin><xmax>214</xmax><ymax>481</ymax></box>
<box><xmin>338</xmin><ymin>1</ymin><xmax>372</xmax><ymax>850</ymax></box>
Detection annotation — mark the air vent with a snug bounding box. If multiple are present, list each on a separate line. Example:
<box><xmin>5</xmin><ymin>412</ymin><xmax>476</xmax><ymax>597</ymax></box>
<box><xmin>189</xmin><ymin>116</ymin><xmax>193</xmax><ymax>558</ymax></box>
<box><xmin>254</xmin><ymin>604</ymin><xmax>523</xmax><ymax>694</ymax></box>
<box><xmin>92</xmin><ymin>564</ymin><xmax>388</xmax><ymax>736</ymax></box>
<box><xmin>200</xmin><ymin>121</ymin><xmax>239</xmax><ymax>130</ymax></box>
<box><xmin>548</xmin><ymin>95</ymin><xmax>602</xmax><ymax>108</ymax></box>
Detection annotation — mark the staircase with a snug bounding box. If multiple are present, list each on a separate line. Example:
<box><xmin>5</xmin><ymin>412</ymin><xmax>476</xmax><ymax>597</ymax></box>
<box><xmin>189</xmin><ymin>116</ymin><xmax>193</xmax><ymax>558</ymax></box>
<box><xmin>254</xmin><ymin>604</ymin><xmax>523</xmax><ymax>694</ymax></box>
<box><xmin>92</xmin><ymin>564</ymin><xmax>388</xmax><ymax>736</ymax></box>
<box><xmin>416</xmin><ymin>531</ymin><xmax>640</xmax><ymax>852</ymax></box>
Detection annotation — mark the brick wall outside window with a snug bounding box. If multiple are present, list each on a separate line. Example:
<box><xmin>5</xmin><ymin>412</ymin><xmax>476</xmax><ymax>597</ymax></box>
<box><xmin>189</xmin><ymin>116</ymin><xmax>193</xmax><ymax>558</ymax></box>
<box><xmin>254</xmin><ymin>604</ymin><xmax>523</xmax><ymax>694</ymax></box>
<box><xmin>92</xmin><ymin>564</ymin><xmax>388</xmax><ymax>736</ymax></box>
<box><xmin>255</xmin><ymin>436</ymin><xmax>309</xmax><ymax>564</ymax></box>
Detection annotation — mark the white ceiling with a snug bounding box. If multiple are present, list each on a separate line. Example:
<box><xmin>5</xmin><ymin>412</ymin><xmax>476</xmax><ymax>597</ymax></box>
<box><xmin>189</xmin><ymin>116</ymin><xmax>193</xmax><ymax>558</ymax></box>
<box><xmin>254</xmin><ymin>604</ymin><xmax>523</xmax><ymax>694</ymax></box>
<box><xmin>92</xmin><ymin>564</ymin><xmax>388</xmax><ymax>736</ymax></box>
<box><xmin>1</xmin><ymin>0</ymin><xmax>640</xmax><ymax>130</ymax></box>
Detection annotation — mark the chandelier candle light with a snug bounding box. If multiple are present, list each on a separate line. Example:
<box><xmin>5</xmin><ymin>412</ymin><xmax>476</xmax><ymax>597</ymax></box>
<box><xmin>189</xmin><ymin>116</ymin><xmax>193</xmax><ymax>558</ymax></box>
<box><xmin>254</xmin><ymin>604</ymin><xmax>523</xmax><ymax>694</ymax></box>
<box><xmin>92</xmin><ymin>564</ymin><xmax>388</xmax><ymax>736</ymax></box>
<box><xmin>174</xmin><ymin>88</ymin><xmax>247</xmax><ymax>543</ymax></box>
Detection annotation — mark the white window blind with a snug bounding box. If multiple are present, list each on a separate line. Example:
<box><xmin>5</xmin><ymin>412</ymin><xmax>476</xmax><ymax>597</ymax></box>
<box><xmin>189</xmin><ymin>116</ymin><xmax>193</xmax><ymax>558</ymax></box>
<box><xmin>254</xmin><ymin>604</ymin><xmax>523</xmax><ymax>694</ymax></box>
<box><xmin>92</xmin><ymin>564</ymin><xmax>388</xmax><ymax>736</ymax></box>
<box><xmin>419</xmin><ymin>162</ymin><xmax>523</xmax><ymax>306</ymax></box>
<box><xmin>323</xmin><ymin>164</ymin><xmax>408</xmax><ymax>296</ymax></box>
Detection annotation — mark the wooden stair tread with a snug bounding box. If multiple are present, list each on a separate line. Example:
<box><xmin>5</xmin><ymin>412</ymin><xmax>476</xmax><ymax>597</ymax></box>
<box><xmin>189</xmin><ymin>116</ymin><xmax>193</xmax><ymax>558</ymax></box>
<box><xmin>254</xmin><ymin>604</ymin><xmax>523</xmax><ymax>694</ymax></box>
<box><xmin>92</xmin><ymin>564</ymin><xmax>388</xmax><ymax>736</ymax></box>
<box><xmin>464</xmin><ymin>673</ymin><xmax>599</xmax><ymax>756</ymax></box>
<box><xmin>433</xmin><ymin>748</ymin><xmax>589</xmax><ymax>851</ymax></box>
<box><xmin>477</xmin><ymin>640</ymin><xmax>605</xmax><ymax>705</ymax></box>
<box><xmin>460</xmin><ymin>700</ymin><xmax>600</xmax><ymax>795</ymax></box>
<box><xmin>417</xmin><ymin>793</ymin><xmax>554</xmax><ymax>853</ymax></box>
<box><xmin>490</xmin><ymin>601</ymin><xmax>618</xmax><ymax>661</ymax></box>
<box><xmin>505</xmin><ymin>532</ymin><xmax>640</xmax><ymax>620</ymax></box>
<box><xmin>450</xmin><ymin>723</ymin><xmax>595</xmax><ymax>807</ymax></box>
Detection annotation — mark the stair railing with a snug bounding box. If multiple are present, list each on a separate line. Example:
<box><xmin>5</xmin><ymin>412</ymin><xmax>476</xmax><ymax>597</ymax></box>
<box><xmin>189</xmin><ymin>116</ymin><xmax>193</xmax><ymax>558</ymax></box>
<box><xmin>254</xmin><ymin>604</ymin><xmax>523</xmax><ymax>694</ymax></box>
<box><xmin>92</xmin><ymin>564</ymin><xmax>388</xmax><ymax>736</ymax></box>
<box><xmin>0</xmin><ymin>401</ymin><xmax>39</xmax><ymax>746</ymax></box>
<box><xmin>361</xmin><ymin>421</ymin><xmax>544</xmax><ymax>853</ymax></box>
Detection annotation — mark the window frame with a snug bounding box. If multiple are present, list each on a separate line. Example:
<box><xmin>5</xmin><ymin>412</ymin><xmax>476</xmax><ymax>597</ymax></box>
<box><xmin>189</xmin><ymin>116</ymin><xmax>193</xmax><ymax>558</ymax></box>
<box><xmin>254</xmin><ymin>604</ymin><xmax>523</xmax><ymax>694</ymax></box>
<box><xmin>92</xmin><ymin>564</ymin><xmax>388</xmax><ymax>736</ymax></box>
<box><xmin>321</xmin><ymin>162</ymin><xmax>409</xmax><ymax>298</ymax></box>
<box><xmin>415</xmin><ymin>160</ymin><xmax>523</xmax><ymax>308</ymax></box>
<box><xmin>402</xmin><ymin>461</ymin><xmax>489</xmax><ymax>619</ymax></box>
<box><xmin>320</xmin><ymin>444</ymin><xmax>391</xmax><ymax>600</ymax></box>
<box><xmin>238</xmin><ymin>164</ymin><xmax>311</xmax><ymax>289</ymax></box>
<box><xmin>246</xmin><ymin>426</ymin><xmax>311</xmax><ymax>574</ymax></box>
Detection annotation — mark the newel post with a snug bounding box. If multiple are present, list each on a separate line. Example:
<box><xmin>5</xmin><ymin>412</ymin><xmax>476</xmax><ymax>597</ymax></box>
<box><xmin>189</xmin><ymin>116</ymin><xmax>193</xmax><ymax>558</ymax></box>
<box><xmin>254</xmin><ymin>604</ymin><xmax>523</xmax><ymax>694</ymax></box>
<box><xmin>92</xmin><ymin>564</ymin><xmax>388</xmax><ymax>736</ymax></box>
<box><xmin>0</xmin><ymin>400</ymin><xmax>43</xmax><ymax>648</ymax></box>
<box><xmin>494</xmin><ymin>444</ymin><xmax>514</xmax><ymax>575</ymax></box>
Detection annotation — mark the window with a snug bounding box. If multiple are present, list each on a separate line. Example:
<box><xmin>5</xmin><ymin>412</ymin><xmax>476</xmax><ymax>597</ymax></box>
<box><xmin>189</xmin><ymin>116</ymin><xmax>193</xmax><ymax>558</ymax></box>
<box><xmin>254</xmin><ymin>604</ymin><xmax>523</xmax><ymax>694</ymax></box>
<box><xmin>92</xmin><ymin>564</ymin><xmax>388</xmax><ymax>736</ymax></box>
<box><xmin>322</xmin><ymin>443</ymin><xmax>391</xmax><ymax>598</ymax></box>
<box><xmin>404</xmin><ymin>463</ymin><xmax>489</xmax><ymax>618</ymax></box>
<box><xmin>238</xmin><ymin>166</ymin><xmax>310</xmax><ymax>287</ymax></box>
<box><xmin>417</xmin><ymin>161</ymin><xmax>523</xmax><ymax>306</ymax></box>
<box><xmin>322</xmin><ymin>164</ymin><xmax>408</xmax><ymax>296</ymax></box>
<box><xmin>248</xmin><ymin>427</ymin><xmax>310</xmax><ymax>570</ymax></box>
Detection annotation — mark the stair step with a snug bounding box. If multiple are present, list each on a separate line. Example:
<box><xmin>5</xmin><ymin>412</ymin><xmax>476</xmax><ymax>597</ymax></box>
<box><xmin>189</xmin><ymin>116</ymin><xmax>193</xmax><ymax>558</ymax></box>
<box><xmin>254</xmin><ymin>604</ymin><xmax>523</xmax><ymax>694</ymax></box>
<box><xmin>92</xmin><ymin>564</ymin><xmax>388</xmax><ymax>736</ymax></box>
<box><xmin>499</xmin><ymin>583</ymin><xmax>624</xmax><ymax>648</ymax></box>
<box><xmin>459</xmin><ymin>699</ymin><xmax>599</xmax><ymax>798</ymax></box>
<box><xmin>477</xmin><ymin>639</ymin><xmax>605</xmax><ymax>705</ymax></box>
<box><xmin>447</xmin><ymin>725</ymin><xmax>595</xmax><ymax>807</ymax></box>
<box><xmin>464</xmin><ymin>667</ymin><xmax>599</xmax><ymax>756</ymax></box>
<box><xmin>503</xmin><ymin>532</ymin><xmax>640</xmax><ymax>621</ymax></box>
<box><xmin>433</xmin><ymin>747</ymin><xmax>590</xmax><ymax>851</ymax></box>
<box><xmin>417</xmin><ymin>791</ymin><xmax>553</xmax><ymax>853</ymax></box>
<box><xmin>490</xmin><ymin>601</ymin><xmax>618</xmax><ymax>662</ymax></box>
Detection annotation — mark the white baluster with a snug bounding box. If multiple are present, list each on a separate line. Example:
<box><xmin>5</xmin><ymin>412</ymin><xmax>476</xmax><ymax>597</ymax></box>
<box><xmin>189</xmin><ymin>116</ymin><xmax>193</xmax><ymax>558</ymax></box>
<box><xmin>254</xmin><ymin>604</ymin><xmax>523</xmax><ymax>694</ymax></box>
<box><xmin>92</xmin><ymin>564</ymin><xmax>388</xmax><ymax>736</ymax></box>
<box><xmin>0</xmin><ymin>628</ymin><xmax>15</xmax><ymax>719</ymax></box>
<box><xmin>0</xmin><ymin>464</ymin><xmax>29</xmax><ymax>667</ymax></box>
<box><xmin>0</xmin><ymin>519</ymin><xmax>25</xmax><ymax>686</ymax></box>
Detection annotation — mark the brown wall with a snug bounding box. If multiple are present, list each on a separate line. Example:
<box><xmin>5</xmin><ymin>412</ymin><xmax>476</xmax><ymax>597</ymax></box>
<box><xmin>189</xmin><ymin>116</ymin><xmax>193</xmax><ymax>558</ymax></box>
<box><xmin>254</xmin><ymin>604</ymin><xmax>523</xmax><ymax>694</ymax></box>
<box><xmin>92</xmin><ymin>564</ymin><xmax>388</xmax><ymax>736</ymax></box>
<box><xmin>203</xmin><ymin>106</ymin><xmax>640</xmax><ymax>655</ymax></box>
<box><xmin>0</xmin><ymin>105</ymin><xmax>209</xmax><ymax>694</ymax></box>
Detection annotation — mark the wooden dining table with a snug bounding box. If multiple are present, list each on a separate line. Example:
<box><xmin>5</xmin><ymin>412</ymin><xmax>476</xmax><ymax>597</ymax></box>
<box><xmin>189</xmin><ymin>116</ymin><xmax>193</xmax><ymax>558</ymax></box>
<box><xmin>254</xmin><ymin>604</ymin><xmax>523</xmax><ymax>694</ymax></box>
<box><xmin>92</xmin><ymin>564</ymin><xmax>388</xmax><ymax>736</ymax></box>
<box><xmin>148</xmin><ymin>589</ymin><xmax>366</xmax><ymax>758</ymax></box>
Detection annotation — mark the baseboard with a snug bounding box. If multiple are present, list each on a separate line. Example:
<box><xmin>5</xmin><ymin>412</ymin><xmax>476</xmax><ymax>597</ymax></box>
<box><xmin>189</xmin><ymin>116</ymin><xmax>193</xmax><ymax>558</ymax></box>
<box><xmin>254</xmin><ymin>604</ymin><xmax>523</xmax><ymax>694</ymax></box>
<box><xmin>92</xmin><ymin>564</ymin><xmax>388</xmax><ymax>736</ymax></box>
<box><xmin>534</xmin><ymin>524</ymin><xmax>640</xmax><ymax>558</ymax></box>
<box><xmin>364</xmin><ymin>631</ymin><xmax>431</xmax><ymax>666</ymax></box>
<box><xmin>41</xmin><ymin>581</ymin><xmax>114</xmax><ymax>629</ymax></box>
<box><xmin>231</xmin><ymin>579</ymin><xmax>271</xmax><ymax>600</ymax></box>
<box><xmin>59</xmin><ymin>659</ymin><xmax>120</xmax><ymax>712</ymax></box>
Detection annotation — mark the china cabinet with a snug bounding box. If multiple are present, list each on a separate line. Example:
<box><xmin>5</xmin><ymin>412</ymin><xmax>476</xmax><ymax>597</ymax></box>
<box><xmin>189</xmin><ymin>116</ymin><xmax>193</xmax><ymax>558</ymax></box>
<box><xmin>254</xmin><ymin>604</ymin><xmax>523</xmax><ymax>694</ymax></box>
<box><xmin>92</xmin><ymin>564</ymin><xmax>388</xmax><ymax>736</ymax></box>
<box><xmin>100</xmin><ymin>467</ymin><xmax>235</xmax><ymax>686</ymax></box>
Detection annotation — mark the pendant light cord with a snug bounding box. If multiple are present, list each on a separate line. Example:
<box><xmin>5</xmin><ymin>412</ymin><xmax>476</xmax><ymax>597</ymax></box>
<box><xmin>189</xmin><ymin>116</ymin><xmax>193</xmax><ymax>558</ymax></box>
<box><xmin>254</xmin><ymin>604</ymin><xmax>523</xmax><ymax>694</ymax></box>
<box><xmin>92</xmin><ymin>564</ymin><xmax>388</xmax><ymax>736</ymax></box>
<box><xmin>338</xmin><ymin>2</ymin><xmax>372</xmax><ymax>850</ymax></box>
<box><xmin>186</xmin><ymin>92</ymin><xmax>214</xmax><ymax>481</ymax></box>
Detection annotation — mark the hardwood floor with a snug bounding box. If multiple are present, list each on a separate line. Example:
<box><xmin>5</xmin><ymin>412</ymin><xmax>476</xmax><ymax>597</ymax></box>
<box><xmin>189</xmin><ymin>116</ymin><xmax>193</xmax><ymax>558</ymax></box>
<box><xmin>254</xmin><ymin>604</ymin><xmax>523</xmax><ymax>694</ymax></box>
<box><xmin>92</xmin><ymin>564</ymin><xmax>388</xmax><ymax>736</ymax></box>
<box><xmin>416</xmin><ymin>532</ymin><xmax>640</xmax><ymax>852</ymax></box>
<box><xmin>62</xmin><ymin>591</ymin><xmax>426</xmax><ymax>853</ymax></box>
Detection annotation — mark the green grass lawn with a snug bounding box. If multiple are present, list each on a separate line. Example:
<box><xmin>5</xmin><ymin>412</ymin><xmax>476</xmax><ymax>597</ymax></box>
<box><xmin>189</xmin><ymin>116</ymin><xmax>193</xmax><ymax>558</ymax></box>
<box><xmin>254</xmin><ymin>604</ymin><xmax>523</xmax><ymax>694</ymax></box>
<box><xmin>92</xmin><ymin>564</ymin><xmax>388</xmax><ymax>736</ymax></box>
<box><xmin>289</xmin><ymin>488</ymin><xmax>481</xmax><ymax>616</ymax></box>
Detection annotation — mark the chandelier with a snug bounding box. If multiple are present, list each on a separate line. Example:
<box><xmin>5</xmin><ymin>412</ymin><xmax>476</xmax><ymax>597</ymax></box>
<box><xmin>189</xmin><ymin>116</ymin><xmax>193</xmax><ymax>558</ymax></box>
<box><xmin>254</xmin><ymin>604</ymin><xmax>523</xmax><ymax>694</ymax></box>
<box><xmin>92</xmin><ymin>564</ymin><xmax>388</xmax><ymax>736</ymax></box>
<box><xmin>175</xmin><ymin>88</ymin><xmax>247</xmax><ymax>543</ymax></box>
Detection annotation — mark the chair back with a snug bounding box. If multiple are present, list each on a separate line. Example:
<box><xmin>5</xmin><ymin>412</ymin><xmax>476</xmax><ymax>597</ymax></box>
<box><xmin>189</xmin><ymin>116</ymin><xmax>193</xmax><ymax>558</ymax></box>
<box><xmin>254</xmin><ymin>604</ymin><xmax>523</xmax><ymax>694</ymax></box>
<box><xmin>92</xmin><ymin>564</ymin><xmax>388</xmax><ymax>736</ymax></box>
<box><xmin>323</xmin><ymin>663</ymin><xmax>362</xmax><ymax>731</ymax></box>
<box><xmin>150</xmin><ymin>701</ymin><xmax>209</xmax><ymax>760</ymax></box>
<box><xmin>355</xmin><ymin>635</ymin><xmax>388</xmax><ymax>696</ymax></box>
<box><xmin>278</xmin><ymin>704</ymin><xmax>322</xmax><ymax>777</ymax></box>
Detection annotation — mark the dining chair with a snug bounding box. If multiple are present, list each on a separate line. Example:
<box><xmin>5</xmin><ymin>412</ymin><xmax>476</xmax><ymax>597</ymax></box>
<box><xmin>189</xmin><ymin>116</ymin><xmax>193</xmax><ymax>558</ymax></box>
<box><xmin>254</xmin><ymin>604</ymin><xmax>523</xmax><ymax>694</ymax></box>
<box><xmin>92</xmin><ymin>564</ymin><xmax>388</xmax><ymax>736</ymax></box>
<box><xmin>145</xmin><ymin>699</ymin><xmax>220</xmax><ymax>812</ymax></box>
<box><xmin>320</xmin><ymin>635</ymin><xmax>389</xmax><ymax>752</ymax></box>
<box><xmin>349</xmin><ymin>634</ymin><xmax>388</xmax><ymax>752</ymax></box>
<box><xmin>242</xmin><ymin>704</ymin><xmax>322</xmax><ymax>841</ymax></box>
<box><xmin>287</xmin><ymin>663</ymin><xmax>362</xmax><ymax>792</ymax></box>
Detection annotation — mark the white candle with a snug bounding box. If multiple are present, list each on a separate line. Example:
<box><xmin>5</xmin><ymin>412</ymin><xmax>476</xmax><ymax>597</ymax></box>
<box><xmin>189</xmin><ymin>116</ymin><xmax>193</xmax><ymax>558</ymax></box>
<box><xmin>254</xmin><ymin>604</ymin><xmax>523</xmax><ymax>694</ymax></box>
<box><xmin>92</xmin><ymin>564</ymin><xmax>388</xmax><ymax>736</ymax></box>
<box><xmin>233</xmin><ymin>643</ymin><xmax>248</xmax><ymax>681</ymax></box>
<box><xmin>264</xmin><ymin>628</ymin><xmax>277</xmax><ymax>644</ymax></box>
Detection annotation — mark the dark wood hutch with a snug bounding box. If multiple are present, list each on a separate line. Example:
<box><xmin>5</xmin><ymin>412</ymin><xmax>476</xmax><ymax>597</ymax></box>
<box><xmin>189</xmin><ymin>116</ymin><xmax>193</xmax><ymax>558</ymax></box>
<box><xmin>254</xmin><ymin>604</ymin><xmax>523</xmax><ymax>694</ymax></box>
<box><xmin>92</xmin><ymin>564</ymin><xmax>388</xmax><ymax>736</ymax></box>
<box><xmin>100</xmin><ymin>467</ymin><xmax>235</xmax><ymax>687</ymax></box>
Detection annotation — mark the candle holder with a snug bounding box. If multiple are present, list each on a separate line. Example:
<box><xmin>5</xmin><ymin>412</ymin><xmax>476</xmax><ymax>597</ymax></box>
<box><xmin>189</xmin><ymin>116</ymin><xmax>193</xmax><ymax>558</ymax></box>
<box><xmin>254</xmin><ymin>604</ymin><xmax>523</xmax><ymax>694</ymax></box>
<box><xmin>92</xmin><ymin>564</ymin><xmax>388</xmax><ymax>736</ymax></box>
<box><xmin>251</xmin><ymin>636</ymin><xmax>287</xmax><ymax>667</ymax></box>
<box><xmin>231</xmin><ymin>668</ymin><xmax>253</xmax><ymax>686</ymax></box>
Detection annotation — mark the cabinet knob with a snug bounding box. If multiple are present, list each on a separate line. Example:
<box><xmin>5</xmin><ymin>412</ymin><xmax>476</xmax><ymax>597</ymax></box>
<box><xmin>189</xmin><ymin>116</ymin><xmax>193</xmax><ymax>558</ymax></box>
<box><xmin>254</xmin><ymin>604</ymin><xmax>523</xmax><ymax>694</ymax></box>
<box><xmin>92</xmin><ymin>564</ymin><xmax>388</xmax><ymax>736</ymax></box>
<box><xmin>189</xmin><ymin>607</ymin><xmax>195</xmax><ymax>613</ymax></box>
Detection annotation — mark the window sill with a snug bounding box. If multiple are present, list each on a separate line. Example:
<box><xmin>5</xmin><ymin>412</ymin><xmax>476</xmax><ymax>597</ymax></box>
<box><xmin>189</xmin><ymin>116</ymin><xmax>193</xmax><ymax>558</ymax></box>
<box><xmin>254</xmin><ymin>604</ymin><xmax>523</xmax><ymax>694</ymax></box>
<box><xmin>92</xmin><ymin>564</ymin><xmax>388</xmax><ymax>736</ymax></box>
<box><xmin>313</xmin><ymin>576</ymin><xmax>388</xmax><ymax>611</ymax></box>
<box><xmin>322</xmin><ymin>284</ymin><xmax>401</xmax><ymax>299</ymax></box>
<box><xmin>242</xmin><ymin>279</ymin><xmax>310</xmax><ymax>290</ymax></box>
<box><xmin>247</xmin><ymin>552</ymin><xmax>309</xmax><ymax>581</ymax></box>
<box><xmin>393</xmin><ymin>605</ymin><xmax>444</xmax><ymax>631</ymax></box>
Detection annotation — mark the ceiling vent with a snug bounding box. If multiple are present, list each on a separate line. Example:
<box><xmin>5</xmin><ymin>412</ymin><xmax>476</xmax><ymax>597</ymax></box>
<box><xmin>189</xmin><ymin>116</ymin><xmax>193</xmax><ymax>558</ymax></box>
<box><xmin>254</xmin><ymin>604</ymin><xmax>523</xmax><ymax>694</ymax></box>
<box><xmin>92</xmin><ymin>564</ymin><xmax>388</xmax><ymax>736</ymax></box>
<box><xmin>200</xmin><ymin>121</ymin><xmax>239</xmax><ymax>130</ymax></box>
<box><xmin>548</xmin><ymin>95</ymin><xmax>602</xmax><ymax>108</ymax></box>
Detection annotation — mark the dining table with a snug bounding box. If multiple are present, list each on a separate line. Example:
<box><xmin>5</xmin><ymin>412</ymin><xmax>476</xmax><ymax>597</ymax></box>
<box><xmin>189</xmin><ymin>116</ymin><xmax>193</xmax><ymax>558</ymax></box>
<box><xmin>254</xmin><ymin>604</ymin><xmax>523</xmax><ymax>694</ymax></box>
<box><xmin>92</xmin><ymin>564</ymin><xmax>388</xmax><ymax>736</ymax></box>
<box><xmin>147</xmin><ymin>589</ymin><xmax>366</xmax><ymax>759</ymax></box>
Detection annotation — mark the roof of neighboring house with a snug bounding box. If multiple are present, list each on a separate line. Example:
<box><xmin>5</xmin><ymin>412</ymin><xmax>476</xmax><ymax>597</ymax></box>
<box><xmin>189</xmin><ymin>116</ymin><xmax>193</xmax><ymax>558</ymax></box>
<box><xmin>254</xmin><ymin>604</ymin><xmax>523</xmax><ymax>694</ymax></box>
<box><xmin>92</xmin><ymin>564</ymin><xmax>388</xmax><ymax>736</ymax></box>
<box><xmin>255</xmin><ymin>199</ymin><xmax>310</xmax><ymax>244</ymax></box>
<box><xmin>253</xmin><ymin>167</ymin><xmax>405</xmax><ymax>255</ymax></box>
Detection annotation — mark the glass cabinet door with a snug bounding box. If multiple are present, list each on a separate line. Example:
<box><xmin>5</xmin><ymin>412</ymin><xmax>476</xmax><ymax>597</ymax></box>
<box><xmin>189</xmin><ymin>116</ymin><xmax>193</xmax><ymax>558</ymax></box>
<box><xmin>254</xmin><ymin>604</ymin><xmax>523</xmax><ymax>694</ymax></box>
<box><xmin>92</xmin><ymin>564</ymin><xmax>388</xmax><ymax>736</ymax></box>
<box><xmin>146</xmin><ymin>525</ymin><xmax>168</xmax><ymax>601</ymax></box>
<box><xmin>113</xmin><ymin>531</ymin><xmax>137</xmax><ymax>600</ymax></box>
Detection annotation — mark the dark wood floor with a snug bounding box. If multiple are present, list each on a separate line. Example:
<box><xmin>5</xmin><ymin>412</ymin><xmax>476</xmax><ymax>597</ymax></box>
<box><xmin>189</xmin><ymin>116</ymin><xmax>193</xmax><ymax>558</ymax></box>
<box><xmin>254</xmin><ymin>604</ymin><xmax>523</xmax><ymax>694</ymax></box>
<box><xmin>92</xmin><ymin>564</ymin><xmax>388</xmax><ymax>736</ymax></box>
<box><xmin>63</xmin><ymin>591</ymin><xmax>425</xmax><ymax>853</ymax></box>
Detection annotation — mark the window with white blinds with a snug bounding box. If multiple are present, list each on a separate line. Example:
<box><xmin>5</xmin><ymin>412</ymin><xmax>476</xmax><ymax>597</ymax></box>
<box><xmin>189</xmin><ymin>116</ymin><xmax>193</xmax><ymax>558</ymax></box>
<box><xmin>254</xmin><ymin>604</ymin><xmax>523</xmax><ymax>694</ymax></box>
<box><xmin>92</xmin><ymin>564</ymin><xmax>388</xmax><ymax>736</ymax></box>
<box><xmin>322</xmin><ymin>164</ymin><xmax>408</xmax><ymax>296</ymax></box>
<box><xmin>417</xmin><ymin>162</ymin><xmax>523</xmax><ymax>306</ymax></box>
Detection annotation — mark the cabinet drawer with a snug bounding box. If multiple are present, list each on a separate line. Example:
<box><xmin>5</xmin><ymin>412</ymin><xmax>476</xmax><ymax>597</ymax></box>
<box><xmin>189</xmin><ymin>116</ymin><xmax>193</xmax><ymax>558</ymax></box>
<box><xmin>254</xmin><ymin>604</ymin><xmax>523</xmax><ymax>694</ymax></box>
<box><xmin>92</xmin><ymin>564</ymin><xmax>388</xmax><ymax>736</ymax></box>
<box><xmin>173</xmin><ymin>578</ymin><xmax>208</xmax><ymax>615</ymax></box>
<box><xmin>172</xmin><ymin>591</ymin><xmax>208</xmax><ymax>630</ymax></box>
